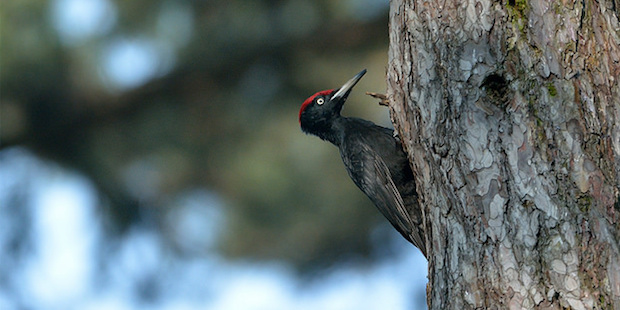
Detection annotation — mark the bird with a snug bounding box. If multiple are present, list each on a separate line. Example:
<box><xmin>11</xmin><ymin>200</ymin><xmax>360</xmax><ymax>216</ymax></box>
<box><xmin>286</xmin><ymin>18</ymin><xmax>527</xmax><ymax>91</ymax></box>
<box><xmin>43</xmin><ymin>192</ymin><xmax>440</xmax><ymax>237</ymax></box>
<box><xmin>298</xmin><ymin>69</ymin><xmax>426</xmax><ymax>257</ymax></box>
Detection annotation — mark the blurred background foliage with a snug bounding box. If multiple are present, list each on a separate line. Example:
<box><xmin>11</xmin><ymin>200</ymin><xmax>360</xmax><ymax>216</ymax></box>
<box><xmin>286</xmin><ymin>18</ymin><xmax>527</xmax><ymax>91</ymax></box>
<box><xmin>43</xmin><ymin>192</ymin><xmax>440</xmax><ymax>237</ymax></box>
<box><xmin>0</xmin><ymin>6</ymin><xmax>436</xmax><ymax>309</ymax></box>
<box><xmin>1</xmin><ymin>0</ymin><xmax>403</xmax><ymax>270</ymax></box>
<box><xmin>1</xmin><ymin>0</ymin><xmax>431</xmax><ymax>308</ymax></box>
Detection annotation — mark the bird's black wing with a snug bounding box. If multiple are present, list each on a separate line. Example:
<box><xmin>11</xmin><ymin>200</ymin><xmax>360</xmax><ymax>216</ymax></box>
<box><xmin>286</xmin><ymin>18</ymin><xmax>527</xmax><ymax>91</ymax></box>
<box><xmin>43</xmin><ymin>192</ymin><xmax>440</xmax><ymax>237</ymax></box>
<box><xmin>341</xmin><ymin>141</ymin><xmax>426</xmax><ymax>255</ymax></box>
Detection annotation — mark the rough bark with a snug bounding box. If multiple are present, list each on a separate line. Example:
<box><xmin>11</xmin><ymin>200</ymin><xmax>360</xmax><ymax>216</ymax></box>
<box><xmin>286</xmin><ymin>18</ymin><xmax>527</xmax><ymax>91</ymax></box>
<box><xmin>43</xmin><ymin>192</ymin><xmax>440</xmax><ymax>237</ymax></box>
<box><xmin>386</xmin><ymin>0</ymin><xmax>620</xmax><ymax>309</ymax></box>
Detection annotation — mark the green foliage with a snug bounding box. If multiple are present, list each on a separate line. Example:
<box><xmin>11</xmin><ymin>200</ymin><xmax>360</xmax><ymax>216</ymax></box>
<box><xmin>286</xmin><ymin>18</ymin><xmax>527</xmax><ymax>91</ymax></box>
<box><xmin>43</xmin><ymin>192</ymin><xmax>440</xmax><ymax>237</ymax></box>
<box><xmin>1</xmin><ymin>0</ymin><xmax>392</xmax><ymax>269</ymax></box>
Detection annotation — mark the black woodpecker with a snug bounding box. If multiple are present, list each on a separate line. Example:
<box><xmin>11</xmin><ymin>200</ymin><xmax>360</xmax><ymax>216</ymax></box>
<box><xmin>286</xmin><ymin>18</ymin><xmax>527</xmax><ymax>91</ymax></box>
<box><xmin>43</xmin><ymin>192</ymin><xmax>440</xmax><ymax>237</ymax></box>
<box><xmin>298</xmin><ymin>69</ymin><xmax>426</xmax><ymax>257</ymax></box>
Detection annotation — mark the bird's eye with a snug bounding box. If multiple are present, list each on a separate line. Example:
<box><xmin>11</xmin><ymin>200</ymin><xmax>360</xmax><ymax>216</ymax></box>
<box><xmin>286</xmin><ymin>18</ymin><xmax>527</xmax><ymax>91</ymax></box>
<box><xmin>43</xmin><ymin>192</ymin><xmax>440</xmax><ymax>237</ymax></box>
<box><xmin>316</xmin><ymin>98</ymin><xmax>325</xmax><ymax>105</ymax></box>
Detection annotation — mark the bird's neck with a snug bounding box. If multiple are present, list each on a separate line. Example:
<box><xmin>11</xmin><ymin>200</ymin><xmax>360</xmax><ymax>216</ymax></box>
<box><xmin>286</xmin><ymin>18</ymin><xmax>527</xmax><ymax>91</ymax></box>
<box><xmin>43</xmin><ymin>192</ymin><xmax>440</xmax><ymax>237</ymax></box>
<box><xmin>313</xmin><ymin>116</ymin><xmax>347</xmax><ymax>146</ymax></box>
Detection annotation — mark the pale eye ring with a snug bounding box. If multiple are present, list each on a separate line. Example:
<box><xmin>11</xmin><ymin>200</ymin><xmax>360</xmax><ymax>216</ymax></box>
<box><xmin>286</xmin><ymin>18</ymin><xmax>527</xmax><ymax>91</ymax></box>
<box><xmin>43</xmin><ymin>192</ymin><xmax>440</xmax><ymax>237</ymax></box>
<box><xmin>316</xmin><ymin>98</ymin><xmax>325</xmax><ymax>105</ymax></box>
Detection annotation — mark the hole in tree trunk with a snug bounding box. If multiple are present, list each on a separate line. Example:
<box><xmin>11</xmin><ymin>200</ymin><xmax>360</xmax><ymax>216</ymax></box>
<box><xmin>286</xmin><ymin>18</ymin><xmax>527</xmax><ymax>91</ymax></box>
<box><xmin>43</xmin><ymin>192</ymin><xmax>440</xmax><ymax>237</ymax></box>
<box><xmin>481</xmin><ymin>73</ymin><xmax>509</xmax><ymax>107</ymax></box>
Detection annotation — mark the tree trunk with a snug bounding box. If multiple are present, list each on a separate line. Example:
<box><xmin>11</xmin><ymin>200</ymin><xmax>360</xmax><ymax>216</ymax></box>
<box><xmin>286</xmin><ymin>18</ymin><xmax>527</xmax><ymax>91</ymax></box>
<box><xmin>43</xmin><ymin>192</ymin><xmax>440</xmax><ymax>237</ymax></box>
<box><xmin>386</xmin><ymin>0</ymin><xmax>620</xmax><ymax>309</ymax></box>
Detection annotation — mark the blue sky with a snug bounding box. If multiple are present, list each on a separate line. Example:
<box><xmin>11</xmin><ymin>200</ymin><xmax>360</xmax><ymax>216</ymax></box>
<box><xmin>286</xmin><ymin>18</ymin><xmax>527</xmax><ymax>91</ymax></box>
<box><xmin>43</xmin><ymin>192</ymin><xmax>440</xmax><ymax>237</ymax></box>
<box><xmin>0</xmin><ymin>148</ymin><xmax>428</xmax><ymax>310</ymax></box>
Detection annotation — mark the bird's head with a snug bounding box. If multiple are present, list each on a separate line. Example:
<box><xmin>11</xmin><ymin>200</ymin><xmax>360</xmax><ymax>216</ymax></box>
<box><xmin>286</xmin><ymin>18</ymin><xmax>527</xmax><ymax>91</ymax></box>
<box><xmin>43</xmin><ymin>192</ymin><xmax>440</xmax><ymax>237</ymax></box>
<box><xmin>299</xmin><ymin>69</ymin><xmax>367</xmax><ymax>135</ymax></box>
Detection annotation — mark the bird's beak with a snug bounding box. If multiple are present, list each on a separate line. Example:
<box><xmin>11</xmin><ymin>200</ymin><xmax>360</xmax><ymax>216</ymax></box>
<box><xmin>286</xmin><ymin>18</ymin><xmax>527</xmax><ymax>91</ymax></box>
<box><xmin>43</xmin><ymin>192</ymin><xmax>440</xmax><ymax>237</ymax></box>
<box><xmin>330</xmin><ymin>69</ymin><xmax>367</xmax><ymax>103</ymax></box>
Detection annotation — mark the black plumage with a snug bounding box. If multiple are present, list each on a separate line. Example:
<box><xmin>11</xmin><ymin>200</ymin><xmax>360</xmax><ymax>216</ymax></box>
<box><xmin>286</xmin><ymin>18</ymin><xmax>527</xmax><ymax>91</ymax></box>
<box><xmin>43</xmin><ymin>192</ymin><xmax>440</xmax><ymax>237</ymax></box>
<box><xmin>299</xmin><ymin>69</ymin><xmax>426</xmax><ymax>256</ymax></box>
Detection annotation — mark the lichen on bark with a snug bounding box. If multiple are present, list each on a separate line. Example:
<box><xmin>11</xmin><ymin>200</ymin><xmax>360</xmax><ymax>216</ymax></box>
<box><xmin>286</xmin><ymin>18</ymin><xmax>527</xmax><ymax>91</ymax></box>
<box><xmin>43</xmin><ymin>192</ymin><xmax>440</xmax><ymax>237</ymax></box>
<box><xmin>387</xmin><ymin>0</ymin><xmax>620</xmax><ymax>309</ymax></box>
